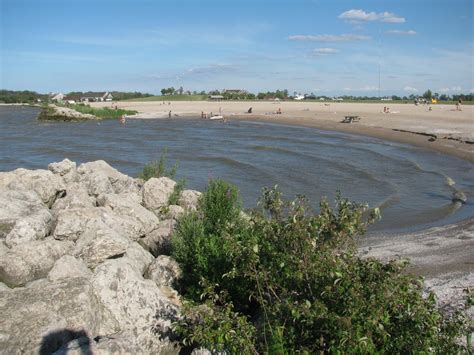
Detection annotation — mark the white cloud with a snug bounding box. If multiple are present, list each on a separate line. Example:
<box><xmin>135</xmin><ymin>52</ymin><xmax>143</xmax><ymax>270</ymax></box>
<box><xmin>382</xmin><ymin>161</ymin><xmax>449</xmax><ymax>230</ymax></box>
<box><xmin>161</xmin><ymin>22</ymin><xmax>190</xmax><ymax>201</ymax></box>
<box><xmin>339</xmin><ymin>9</ymin><xmax>405</xmax><ymax>23</ymax></box>
<box><xmin>288</xmin><ymin>34</ymin><xmax>370</xmax><ymax>42</ymax></box>
<box><xmin>359</xmin><ymin>85</ymin><xmax>378</xmax><ymax>91</ymax></box>
<box><xmin>403</xmin><ymin>86</ymin><xmax>419</xmax><ymax>92</ymax></box>
<box><xmin>385</xmin><ymin>30</ymin><xmax>417</xmax><ymax>35</ymax></box>
<box><xmin>312</xmin><ymin>48</ymin><xmax>339</xmax><ymax>56</ymax></box>
<box><xmin>439</xmin><ymin>86</ymin><xmax>463</xmax><ymax>93</ymax></box>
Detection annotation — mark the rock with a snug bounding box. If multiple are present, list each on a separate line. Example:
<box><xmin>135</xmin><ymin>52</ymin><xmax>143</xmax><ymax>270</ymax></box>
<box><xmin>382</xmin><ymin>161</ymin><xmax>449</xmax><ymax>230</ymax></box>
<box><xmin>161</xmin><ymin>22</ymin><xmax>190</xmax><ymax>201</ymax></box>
<box><xmin>122</xmin><ymin>241</ymin><xmax>155</xmax><ymax>275</ymax></box>
<box><xmin>48</xmin><ymin>158</ymin><xmax>77</xmax><ymax>183</ymax></box>
<box><xmin>0</xmin><ymin>239</ymin><xmax>73</xmax><ymax>287</ymax></box>
<box><xmin>143</xmin><ymin>177</ymin><xmax>176</xmax><ymax>213</ymax></box>
<box><xmin>77</xmin><ymin>160</ymin><xmax>139</xmax><ymax>197</ymax></box>
<box><xmin>0</xmin><ymin>277</ymin><xmax>116</xmax><ymax>354</ymax></box>
<box><xmin>51</xmin><ymin>183</ymin><xmax>96</xmax><ymax>213</ymax></box>
<box><xmin>0</xmin><ymin>168</ymin><xmax>65</xmax><ymax>207</ymax></box>
<box><xmin>138</xmin><ymin>219</ymin><xmax>176</xmax><ymax>256</ymax></box>
<box><xmin>91</xmin><ymin>259</ymin><xmax>180</xmax><ymax>350</ymax></box>
<box><xmin>179</xmin><ymin>189</ymin><xmax>202</xmax><ymax>211</ymax></box>
<box><xmin>74</xmin><ymin>228</ymin><xmax>129</xmax><ymax>269</ymax></box>
<box><xmin>166</xmin><ymin>205</ymin><xmax>185</xmax><ymax>220</ymax></box>
<box><xmin>0</xmin><ymin>282</ymin><xmax>10</xmax><ymax>291</ymax></box>
<box><xmin>48</xmin><ymin>256</ymin><xmax>92</xmax><ymax>282</ymax></box>
<box><xmin>191</xmin><ymin>348</ymin><xmax>213</xmax><ymax>355</ymax></box>
<box><xmin>52</xmin><ymin>207</ymin><xmax>142</xmax><ymax>242</ymax></box>
<box><xmin>145</xmin><ymin>255</ymin><xmax>181</xmax><ymax>288</ymax></box>
<box><xmin>452</xmin><ymin>190</ymin><xmax>467</xmax><ymax>204</ymax></box>
<box><xmin>0</xmin><ymin>188</ymin><xmax>53</xmax><ymax>247</ymax></box>
<box><xmin>97</xmin><ymin>192</ymin><xmax>159</xmax><ymax>237</ymax></box>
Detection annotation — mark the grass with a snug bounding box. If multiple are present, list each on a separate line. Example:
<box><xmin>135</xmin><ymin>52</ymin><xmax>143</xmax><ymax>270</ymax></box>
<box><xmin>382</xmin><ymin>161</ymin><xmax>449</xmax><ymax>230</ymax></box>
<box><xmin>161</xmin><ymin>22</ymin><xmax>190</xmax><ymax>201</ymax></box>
<box><xmin>63</xmin><ymin>103</ymin><xmax>137</xmax><ymax>119</ymax></box>
<box><xmin>126</xmin><ymin>94</ymin><xmax>208</xmax><ymax>102</ymax></box>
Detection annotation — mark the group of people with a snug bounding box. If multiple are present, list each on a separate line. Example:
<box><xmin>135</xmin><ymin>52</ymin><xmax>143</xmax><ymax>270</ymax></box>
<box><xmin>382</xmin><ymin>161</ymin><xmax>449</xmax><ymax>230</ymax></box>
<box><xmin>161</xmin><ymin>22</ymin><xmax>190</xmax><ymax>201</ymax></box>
<box><xmin>383</xmin><ymin>106</ymin><xmax>391</xmax><ymax>114</ymax></box>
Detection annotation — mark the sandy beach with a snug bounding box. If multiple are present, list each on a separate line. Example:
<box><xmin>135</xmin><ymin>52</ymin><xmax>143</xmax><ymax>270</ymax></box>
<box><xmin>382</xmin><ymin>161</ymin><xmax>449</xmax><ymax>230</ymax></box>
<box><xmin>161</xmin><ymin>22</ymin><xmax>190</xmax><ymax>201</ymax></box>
<box><xmin>92</xmin><ymin>99</ymin><xmax>474</xmax><ymax>311</ymax></box>
<box><xmin>92</xmin><ymin>100</ymin><xmax>474</xmax><ymax>162</ymax></box>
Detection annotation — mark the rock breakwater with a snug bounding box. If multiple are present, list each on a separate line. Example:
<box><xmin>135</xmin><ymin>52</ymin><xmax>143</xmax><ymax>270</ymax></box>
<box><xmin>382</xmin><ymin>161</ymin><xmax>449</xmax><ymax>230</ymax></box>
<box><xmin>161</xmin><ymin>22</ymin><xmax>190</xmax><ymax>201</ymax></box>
<box><xmin>0</xmin><ymin>159</ymin><xmax>202</xmax><ymax>354</ymax></box>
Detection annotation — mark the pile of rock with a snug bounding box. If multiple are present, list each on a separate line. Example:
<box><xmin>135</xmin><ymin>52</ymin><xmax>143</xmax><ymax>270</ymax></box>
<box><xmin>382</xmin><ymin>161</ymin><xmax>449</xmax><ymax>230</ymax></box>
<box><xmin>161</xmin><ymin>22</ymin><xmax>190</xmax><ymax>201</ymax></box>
<box><xmin>0</xmin><ymin>159</ymin><xmax>201</xmax><ymax>354</ymax></box>
<box><xmin>38</xmin><ymin>105</ymin><xmax>99</xmax><ymax>121</ymax></box>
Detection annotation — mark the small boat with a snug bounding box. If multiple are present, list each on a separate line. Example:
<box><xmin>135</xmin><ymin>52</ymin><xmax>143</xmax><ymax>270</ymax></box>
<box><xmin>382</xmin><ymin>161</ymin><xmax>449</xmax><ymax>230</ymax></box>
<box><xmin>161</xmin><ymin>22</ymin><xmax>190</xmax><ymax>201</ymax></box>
<box><xmin>209</xmin><ymin>115</ymin><xmax>224</xmax><ymax>120</ymax></box>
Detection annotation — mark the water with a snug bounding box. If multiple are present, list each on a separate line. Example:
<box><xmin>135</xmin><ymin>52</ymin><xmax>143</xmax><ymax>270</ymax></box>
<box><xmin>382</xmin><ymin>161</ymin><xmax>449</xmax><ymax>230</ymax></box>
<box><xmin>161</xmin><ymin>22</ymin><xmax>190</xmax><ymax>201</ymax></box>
<box><xmin>1</xmin><ymin>105</ymin><xmax>473</xmax><ymax>233</ymax></box>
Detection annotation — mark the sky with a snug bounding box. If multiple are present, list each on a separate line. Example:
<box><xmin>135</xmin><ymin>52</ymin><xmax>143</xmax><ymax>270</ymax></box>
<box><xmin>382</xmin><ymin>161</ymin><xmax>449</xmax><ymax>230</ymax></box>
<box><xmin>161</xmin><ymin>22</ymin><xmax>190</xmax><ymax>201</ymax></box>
<box><xmin>1</xmin><ymin>0</ymin><xmax>473</xmax><ymax>96</ymax></box>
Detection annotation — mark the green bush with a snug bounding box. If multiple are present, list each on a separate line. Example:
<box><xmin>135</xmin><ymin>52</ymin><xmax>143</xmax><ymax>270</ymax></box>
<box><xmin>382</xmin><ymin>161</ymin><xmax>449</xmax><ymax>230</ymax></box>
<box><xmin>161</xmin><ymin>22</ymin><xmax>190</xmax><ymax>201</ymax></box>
<box><xmin>172</xmin><ymin>184</ymin><xmax>469</xmax><ymax>353</ymax></box>
<box><xmin>138</xmin><ymin>149</ymin><xmax>178</xmax><ymax>181</ymax></box>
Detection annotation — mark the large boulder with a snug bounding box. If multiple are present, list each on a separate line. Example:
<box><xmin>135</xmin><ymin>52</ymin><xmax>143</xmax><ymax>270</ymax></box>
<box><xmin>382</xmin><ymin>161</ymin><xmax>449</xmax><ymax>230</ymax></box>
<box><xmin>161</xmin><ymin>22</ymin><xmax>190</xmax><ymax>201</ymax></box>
<box><xmin>0</xmin><ymin>239</ymin><xmax>73</xmax><ymax>287</ymax></box>
<box><xmin>91</xmin><ymin>259</ymin><xmax>180</xmax><ymax>351</ymax></box>
<box><xmin>0</xmin><ymin>168</ymin><xmax>65</xmax><ymax>207</ymax></box>
<box><xmin>0</xmin><ymin>277</ymin><xmax>117</xmax><ymax>354</ymax></box>
<box><xmin>142</xmin><ymin>177</ymin><xmax>177</xmax><ymax>213</ymax></box>
<box><xmin>145</xmin><ymin>255</ymin><xmax>181</xmax><ymax>288</ymax></box>
<box><xmin>73</xmin><ymin>228</ymin><xmax>129</xmax><ymax>269</ymax></box>
<box><xmin>48</xmin><ymin>158</ymin><xmax>77</xmax><ymax>184</ymax></box>
<box><xmin>51</xmin><ymin>183</ymin><xmax>96</xmax><ymax>213</ymax></box>
<box><xmin>77</xmin><ymin>160</ymin><xmax>139</xmax><ymax>197</ymax></box>
<box><xmin>138</xmin><ymin>219</ymin><xmax>176</xmax><ymax>256</ymax></box>
<box><xmin>0</xmin><ymin>188</ymin><xmax>53</xmax><ymax>247</ymax></box>
<box><xmin>47</xmin><ymin>255</ymin><xmax>92</xmax><ymax>282</ymax></box>
<box><xmin>97</xmin><ymin>192</ymin><xmax>160</xmax><ymax>237</ymax></box>
<box><xmin>179</xmin><ymin>189</ymin><xmax>202</xmax><ymax>211</ymax></box>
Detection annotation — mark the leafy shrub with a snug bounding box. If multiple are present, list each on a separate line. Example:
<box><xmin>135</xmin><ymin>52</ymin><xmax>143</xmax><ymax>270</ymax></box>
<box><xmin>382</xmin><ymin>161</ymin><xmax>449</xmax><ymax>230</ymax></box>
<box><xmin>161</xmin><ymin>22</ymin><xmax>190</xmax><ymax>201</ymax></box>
<box><xmin>138</xmin><ymin>149</ymin><xmax>178</xmax><ymax>181</ymax></box>
<box><xmin>168</xmin><ymin>178</ymin><xmax>186</xmax><ymax>205</ymax></box>
<box><xmin>172</xmin><ymin>184</ymin><xmax>469</xmax><ymax>353</ymax></box>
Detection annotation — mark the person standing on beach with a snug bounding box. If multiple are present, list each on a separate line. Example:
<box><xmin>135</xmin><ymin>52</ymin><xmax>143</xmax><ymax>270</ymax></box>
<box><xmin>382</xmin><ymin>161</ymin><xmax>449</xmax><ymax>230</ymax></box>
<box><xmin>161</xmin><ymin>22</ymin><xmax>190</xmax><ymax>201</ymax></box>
<box><xmin>168</xmin><ymin>110</ymin><xmax>172</xmax><ymax>118</ymax></box>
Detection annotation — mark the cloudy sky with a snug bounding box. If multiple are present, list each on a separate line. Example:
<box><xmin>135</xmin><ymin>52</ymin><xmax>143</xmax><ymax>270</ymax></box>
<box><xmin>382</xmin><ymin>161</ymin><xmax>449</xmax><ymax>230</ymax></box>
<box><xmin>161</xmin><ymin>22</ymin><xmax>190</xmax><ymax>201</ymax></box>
<box><xmin>1</xmin><ymin>0</ymin><xmax>473</xmax><ymax>95</ymax></box>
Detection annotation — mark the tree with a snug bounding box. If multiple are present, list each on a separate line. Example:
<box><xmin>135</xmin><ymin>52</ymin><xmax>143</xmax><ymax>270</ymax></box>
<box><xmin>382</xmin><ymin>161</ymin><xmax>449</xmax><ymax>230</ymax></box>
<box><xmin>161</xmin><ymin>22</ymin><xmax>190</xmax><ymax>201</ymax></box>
<box><xmin>178</xmin><ymin>86</ymin><xmax>184</xmax><ymax>95</ymax></box>
<box><xmin>423</xmin><ymin>89</ymin><xmax>432</xmax><ymax>100</ymax></box>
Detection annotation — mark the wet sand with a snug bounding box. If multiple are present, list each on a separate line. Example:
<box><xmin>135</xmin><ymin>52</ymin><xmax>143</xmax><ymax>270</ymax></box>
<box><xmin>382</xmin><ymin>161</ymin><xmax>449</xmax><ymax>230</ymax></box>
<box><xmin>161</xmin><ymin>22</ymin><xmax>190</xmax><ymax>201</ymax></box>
<box><xmin>91</xmin><ymin>100</ymin><xmax>474</xmax><ymax>309</ymax></box>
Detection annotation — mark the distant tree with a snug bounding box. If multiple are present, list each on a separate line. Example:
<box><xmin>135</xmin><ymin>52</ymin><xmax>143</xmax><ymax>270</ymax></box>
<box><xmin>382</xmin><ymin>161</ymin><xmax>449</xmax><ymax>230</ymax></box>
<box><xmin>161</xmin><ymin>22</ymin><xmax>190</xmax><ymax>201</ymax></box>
<box><xmin>423</xmin><ymin>89</ymin><xmax>432</xmax><ymax>100</ymax></box>
<box><xmin>178</xmin><ymin>86</ymin><xmax>184</xmax><ymax>95</ymax></box>
<box><xmin>257</xmin><ymin>92</ymin><xmax>266</xmax><ymax>100</ymax></box>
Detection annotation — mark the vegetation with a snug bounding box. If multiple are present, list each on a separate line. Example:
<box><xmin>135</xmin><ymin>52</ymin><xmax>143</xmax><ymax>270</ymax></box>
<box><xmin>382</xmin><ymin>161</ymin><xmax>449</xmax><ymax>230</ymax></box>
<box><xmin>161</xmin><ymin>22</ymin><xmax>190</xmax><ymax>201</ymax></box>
<box><xmin>138</xmin><ymin>149</ymin><xmax>178</xmax><ymax>181</ymax></box>
<box><xmin>63</xmin><ymin>103</ymin><xmax>137</xmax><ymax>119</ymax></box>
<box><xmin>171</xmin><ymin>180</ymin><xmax>470</xmax><ymax>353</ymax></box>
<box><xmin>0</xmin><ymin>90</ymin><xmax>47</xmax><ymax>104</ymax></box>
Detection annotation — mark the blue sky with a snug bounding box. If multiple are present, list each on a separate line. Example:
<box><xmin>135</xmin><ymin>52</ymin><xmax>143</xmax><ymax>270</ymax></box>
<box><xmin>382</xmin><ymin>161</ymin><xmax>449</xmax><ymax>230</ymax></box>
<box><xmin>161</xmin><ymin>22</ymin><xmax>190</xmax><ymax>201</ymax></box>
<box><xmin>1</xmin><ymin>0</ymin><xmax>473</xmax><ymax>96</ymax></box>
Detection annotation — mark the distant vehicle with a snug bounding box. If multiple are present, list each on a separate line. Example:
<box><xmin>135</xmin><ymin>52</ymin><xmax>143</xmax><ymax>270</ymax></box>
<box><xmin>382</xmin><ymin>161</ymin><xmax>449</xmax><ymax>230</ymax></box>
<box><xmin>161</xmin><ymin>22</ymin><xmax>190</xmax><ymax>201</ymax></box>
<box><xmin>294</xmin><ymin>95</ymin><xmax>305</xmax><ymax>101</ymax></box>
<box><xmin>209</xmin><ymin>115</ymin><xmax>224</xmax><ymax>120</ymax></box>
<box><xmin>381</xmin><ymin>97</ymin><xmax>393</xmax><ymax>101</ymax></box>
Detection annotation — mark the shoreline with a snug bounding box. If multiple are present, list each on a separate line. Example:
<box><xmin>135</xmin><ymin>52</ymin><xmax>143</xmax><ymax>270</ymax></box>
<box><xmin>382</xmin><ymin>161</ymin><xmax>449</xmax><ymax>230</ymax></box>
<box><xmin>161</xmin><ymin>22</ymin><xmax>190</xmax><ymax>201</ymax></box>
<box><xmin>92</xmin><ymin>100</ymin><xmax>474</xmax><ymax>163</ymax></box>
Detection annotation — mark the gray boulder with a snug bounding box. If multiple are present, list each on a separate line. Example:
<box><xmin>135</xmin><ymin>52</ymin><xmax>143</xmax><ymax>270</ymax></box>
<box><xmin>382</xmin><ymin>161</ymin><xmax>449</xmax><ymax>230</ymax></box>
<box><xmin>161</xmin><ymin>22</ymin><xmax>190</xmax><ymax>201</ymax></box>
<box><xmin>145</xmin><ymin>255</ymin><xmax>181</xmax><ymax>288</ymax></box>
<box><xmin>51</xmin><ymin>183</ymin><xmax>96</xmax><ymax>213</ymax></box>
<box><xmin>91</xmin><ymin>259</ymin><xmax>180</xmax><ymax>350</ymax></box>
<box><xmin>73</xmin><ymin>228</ymin><xmax>129</xmax><ymax>269</ymax></box>
<box><xmin>0</xmin><ymin>277</ymin><xmax>117</xmax><ymax>354</ymax></box>
<box><xmin>77</xmin><ymin>160</ymin><xmax>139</xmax><ymax>197</ymax></box>
<box><xmin>179</xmin><ymin>189</ymin><xmax>202</xmax><ymax>211</ymax></box>
<box><xmin>0</xmin><ymin>239</ymin><xmax>73</xmax><ymax>287</ymax></box>
<box><xmin>48</xmin><ymin>255</ymin><xmax>92</xmax><ymax>282</ymax></box>
<box><xmin>166</xmin><ymin>205</ymin><xmax>185</xmax><ymax>220</ymax></box>
<box><xmin>97</xmin><ymin>192</ymin><xmax>160</xmax><ymax>237</ymax></box>
<box><xmin>48</xmin><ymin>158</ymin><xmax>77</xmax><ymax>183</ymax></box>
<box><xmin>0</xmin><ymin>168</ymin><xmax>65</xmax><ymax>207</ymax></box>
<box><xmin>122</xmin><ymin>241</ymin><xmax>155</xmax><ymax>275</ymax></box>
<box><xmin>143</xmin><ymin>177</ymin><xmax>176</xmax><ymax>213</ymax></box>
<box><xmin>138</xmin><ymin>219</ymin><xmax>176</xmax><ymax>256</ymax></box>
<box><xmin>0</xmin><ymin>189</ymin><xmax>53</xmax><ymax>247</ymax></box>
